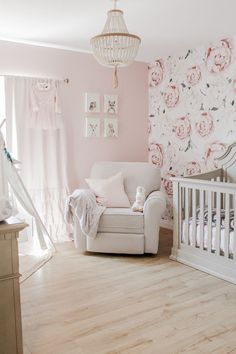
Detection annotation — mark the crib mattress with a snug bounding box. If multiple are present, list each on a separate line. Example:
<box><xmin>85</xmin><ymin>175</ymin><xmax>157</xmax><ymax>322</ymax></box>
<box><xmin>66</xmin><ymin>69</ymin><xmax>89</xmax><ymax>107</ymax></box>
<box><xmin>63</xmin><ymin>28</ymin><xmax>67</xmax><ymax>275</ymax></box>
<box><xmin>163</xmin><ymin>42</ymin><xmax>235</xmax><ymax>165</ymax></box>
<box><xmin>182</xmin><ymin>220</ymin><xmax>235</xmax><ymax>256</ymax></box>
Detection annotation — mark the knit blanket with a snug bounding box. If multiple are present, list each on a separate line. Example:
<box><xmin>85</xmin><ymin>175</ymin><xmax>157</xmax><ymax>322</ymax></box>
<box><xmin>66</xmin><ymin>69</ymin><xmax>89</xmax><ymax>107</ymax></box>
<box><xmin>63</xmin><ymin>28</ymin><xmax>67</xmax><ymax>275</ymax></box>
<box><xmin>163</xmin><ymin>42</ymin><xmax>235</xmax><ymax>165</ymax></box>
<box><xmin>65</xmin><ymin>189</ymin><xmax>105</xmax><ymax>239</ymax></box>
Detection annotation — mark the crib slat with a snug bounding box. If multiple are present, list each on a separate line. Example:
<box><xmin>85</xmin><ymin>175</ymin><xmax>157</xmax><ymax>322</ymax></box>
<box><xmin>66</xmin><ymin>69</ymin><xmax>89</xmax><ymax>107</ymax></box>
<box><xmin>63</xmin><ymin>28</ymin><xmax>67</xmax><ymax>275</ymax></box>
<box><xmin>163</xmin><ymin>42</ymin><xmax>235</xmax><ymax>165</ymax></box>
<box><xmin>185</xmin><ymin>187</ymin><xmax>189</xmax><ymax>245</ymax></box>
<box><xmin>199</xmin><ymin>190</ymin><xmax>204</xmax><ymax>250</ymax></box>
<box><xmin>216</xmin><ymin>192</ymin><xmax>221</xmax><ymax>255</ymax></box>
<box><xmin>224</xmin><ymin>193</ymin><xmax>230</xmax><ymax>259</ymax></box>
<box><xmin>192</xmin><ymin>188</ymin><xmax>196</xmax><ymax>247</ymax></box>
<box><xmin>207</xmin><ymin>190</ymin><xmax>212</xmax><ymax>253</ymax></box>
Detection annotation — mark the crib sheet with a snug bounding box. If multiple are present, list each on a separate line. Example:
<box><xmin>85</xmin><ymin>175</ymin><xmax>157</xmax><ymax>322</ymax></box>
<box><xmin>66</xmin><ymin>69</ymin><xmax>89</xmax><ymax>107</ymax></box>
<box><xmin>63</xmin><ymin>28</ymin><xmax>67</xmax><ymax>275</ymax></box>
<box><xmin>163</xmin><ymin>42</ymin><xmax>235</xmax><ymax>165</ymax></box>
<box><xmin>182</xmin><ymin>220</ymin><xmax>235</xmax><ymax>255</ymax></box>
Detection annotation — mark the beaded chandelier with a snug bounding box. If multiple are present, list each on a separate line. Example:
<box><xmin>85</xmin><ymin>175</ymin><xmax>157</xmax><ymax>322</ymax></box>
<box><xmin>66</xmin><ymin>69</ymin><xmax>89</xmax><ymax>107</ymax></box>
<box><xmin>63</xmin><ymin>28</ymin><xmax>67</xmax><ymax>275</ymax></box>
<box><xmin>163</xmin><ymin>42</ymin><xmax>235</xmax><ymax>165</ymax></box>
<box><xmin>90</xmin><ymin>0</ymin><xmax>141</xmax><ymax>88</ymax></box>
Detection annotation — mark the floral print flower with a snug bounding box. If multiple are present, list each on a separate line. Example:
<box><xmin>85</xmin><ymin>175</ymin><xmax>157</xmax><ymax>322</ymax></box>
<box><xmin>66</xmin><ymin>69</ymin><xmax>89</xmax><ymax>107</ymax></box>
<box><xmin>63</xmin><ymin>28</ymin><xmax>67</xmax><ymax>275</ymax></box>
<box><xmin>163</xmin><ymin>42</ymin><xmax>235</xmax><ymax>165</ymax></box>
<box><xmin>187</xmin><ymin>65</ymin><xmax>201</xmax><ymax>86</ymax></box>
<box><xmin>149</xmin><ymin>60</ymin><xmax>164</xmax><ymax>87</ymax></box>
<box><xmin>186</xmin><ymin>161</ymin><xmax>201</xmax><ymax>176</ymax></box>
<box><xmin>196</xmin><ymin>112</ymin><xmax>214</xmax><ymax>137</ymax></box>
<box><xmin>206</xmin><ymin>39</ymin><xmax>232</xmax><ymax>73</ymax></box>
<box><xmin>164</xmin><ymin>84</ymin><xmax>179</xmax><ymax>108</ymax></box>
<box><xmin>149</xmin><ymin>142</ymin><xmax>164</xmax><ymax>167</ymax></box>
<box><xmin>174</xmin><ymin>115</ymin><xmax>191</xmax><ymax>140</ymax></box>
<box><xmin>205</xmin><ymin>142</ymin><xmax>226</xmax><ymax>169</ymax></box>
<box><xmin>163</xmin><ymin>172</ymin><xmax>177</xmax><ymax>196</ymax></box>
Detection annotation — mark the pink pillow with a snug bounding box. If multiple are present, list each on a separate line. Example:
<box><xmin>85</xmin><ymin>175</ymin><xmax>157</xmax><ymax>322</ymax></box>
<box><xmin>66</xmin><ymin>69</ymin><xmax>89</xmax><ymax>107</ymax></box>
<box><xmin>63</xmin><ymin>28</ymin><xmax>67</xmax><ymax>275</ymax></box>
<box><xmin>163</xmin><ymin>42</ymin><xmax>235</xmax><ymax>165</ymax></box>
<box><xmin>85</xmin><ymin>172</ymin><xmax>130</xmax><ymax>207</ymax></box>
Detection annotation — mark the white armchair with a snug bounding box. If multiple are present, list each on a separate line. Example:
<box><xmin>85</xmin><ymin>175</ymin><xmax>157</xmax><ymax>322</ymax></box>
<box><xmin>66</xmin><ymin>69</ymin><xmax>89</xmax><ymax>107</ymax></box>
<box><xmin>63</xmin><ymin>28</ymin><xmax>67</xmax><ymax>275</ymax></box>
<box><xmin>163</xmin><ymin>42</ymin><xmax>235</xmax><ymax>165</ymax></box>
<box><xmin>74</xmin><ymin>162</ymin><xmax>166</xmax><ymax>254</ymax></box>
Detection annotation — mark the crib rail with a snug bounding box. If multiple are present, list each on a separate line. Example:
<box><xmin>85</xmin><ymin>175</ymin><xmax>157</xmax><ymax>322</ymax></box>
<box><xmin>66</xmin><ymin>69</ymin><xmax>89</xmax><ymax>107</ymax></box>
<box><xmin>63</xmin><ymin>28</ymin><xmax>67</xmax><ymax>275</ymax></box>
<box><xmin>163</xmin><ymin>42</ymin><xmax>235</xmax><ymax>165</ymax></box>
<box><xmin>186</xmin><ymin>168</ymin><xmax>224</xmax><ymax>181</ymax></box>
<box><xmin>172</xmin><ymin>170</ymin><xmax>236</xmax><ymax>262</ymax></box>
<box><xmin>170</xmin><ymin>147</ymin><xmax>236</xmax><ymax>283</ymax></box>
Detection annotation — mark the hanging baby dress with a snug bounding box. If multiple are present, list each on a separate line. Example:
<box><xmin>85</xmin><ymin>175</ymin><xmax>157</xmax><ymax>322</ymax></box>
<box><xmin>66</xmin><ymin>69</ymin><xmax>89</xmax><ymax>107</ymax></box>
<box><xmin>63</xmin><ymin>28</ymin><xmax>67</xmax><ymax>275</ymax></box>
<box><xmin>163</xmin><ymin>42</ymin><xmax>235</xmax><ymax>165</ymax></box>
<box><xmin>29</xmin><ymin>79</ymin><xmax>62</xmax><ymax>130</ymax></box>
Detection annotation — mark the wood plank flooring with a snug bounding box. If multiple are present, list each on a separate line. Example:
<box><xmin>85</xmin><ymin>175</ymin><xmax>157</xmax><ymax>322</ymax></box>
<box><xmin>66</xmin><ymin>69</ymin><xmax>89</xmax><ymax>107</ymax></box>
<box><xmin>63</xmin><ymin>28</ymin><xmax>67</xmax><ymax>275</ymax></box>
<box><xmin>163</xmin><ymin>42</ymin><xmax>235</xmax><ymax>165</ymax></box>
<box><xmin>21</xmin><ymin>229</ymin><xmax>236</xmax><ymax>354</ymax></box>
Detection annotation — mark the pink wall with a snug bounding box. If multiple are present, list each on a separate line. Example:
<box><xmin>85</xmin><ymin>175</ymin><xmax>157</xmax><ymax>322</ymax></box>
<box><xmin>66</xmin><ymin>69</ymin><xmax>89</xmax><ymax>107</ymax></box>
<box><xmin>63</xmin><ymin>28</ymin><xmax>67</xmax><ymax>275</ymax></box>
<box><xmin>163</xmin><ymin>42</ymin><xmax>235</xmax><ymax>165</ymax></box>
<box><xmin>0</xmin><ymin>40</ymin><xmax>148</xmax><ymax>190</ymax></box>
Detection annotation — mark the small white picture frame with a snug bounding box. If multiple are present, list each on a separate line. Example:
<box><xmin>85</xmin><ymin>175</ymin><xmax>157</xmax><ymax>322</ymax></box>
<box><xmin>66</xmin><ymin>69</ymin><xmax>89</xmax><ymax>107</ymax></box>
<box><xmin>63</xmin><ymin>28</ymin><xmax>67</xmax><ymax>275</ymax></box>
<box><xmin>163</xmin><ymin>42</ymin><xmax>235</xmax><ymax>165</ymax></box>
<box><xmin>104</xmin><ymin>118</ymin><xmax>118</xmax><ymax>138</ymax></box>
<box><xmin>85</xmin><ymin>118</ymin><xmax>100</xmax><ymax>137</ymax></box>
<box><xmin>104</xmin><ymin>94</ymin><xmax>118</xmax><ymax>115</ymax></box>
<box><xmin>85</xmin><ymin>93</ymin><xmax>100</xmax><ymax>113</ymax></box>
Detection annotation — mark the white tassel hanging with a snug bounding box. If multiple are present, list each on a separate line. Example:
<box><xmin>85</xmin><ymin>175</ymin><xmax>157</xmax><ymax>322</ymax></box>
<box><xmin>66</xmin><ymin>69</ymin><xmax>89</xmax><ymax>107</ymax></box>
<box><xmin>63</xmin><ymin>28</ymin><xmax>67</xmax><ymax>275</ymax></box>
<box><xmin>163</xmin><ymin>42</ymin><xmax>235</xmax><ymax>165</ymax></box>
<box><xmin>113</xmin><ymin>66</ymin><xmax>118</xmax><ymax>88</ymax></box>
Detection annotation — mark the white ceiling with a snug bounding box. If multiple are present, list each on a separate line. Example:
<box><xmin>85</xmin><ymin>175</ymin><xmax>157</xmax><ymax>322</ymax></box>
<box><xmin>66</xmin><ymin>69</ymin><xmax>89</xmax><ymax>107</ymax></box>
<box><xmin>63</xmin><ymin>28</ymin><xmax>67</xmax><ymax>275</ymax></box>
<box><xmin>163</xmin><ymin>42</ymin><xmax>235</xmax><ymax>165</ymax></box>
<box><xmin>0</xmin><ymin>0</ymin><xmax>236</xmax><ymax>63</ymax></box>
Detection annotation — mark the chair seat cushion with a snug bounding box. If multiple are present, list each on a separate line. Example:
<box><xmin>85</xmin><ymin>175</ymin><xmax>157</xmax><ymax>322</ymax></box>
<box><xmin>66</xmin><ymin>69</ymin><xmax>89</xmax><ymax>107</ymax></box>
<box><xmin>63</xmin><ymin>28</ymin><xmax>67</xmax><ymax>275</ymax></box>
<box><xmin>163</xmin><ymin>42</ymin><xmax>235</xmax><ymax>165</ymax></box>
<box><xmin>98</xmin><ymin>208</ymin><xmax>144</xmax><ymax>234</ymax></box>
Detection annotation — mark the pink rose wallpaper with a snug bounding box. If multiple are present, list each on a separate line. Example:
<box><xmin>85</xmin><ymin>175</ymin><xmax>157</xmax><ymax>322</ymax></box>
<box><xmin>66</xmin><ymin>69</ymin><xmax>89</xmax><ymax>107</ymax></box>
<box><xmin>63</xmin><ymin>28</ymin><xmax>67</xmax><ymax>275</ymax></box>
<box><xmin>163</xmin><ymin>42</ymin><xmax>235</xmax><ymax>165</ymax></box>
<box><xmin>164</xmin><ymin>84</ymin><xmax>179</xmax><ymax>108</ymax></box>
<box><xmin>195</xmin><ymin>112</ymin><xmax>214</xmax><ymax>137</ymax></box>
<box><xmin>205</xmin><ymin>142</ymin><xmax>226</xmax><ymax>169</ymax></box>
<box><xmin>186</xmin><ymin>161</ymin><xmax>201</xmax><ymax>176</ymax></box>
<box><xmin>187</xmin><ymin>65</ymin><xmax>201</xmax><ymax>86</ymax></box>
<box><xmin>163</xmin><ymin>172</ymin><xmax>177</xmax><ymax>196</ymax></box>
<box><xmin>174</xmin><ymin>115</ymin><xmax>191</xmax><ymax>140</ymax></box>
<box><xmin>148</xmin><ymin>142</ymin><xmax>164</xmax><ymax>167</ymax></box>
<box><xmin>148</xmin><ymin>37</ymin><xmax>236</xmax><ymax>224</ymax></box>
<box><xmin>149</xmin><ymin>60</ymin><xmax>164</xmax><ymax>88</ymax></box>
<box><xmin>206</xmin><ymin>39</ymin><xmax>232</xmax><ymax>73</ymax></box>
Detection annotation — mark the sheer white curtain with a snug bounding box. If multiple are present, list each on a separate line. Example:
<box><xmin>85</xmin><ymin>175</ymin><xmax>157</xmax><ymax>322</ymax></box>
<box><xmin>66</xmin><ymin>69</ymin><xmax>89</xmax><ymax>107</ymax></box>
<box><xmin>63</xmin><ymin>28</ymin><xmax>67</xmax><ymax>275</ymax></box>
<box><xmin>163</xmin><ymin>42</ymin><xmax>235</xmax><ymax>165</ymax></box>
<box><xmin>5</xmin><ymin>76</ymin><xmax>69</xmax><ymax>242</ymax></box>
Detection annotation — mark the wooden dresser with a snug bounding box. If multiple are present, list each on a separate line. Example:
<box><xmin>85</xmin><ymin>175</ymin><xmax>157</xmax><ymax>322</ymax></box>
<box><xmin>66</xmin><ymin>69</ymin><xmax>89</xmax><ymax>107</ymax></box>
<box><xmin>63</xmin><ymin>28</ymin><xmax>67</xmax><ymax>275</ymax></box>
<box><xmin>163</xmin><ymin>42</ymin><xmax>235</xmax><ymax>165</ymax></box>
<box><xmin>0</xmin><ymin>218</ymin><xmax>27</xmax><ymax>354</ymax></box>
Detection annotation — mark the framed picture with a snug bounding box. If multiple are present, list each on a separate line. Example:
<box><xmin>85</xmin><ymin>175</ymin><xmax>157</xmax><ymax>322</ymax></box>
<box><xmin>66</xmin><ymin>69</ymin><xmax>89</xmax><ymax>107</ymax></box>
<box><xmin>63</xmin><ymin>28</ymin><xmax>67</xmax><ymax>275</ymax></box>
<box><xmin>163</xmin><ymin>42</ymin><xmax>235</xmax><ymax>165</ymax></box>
<box><xmin>104</xmin><ymin>118</ymin><xmax>118</xmax><ymax>138</ymax></box>
<box><xmin>104</xmin><ymin>94</ymin><xmax>118</xmax><ymax>115</ymax></box>
<box><xmin>85</xmin><ymin>118</ymin><xmax>100</xmax><ymax>137</ymax></box>
<box><xmin>85</xmin><ymin>93</ymin><xmax>100</xmax><ymax>113</ymax></box>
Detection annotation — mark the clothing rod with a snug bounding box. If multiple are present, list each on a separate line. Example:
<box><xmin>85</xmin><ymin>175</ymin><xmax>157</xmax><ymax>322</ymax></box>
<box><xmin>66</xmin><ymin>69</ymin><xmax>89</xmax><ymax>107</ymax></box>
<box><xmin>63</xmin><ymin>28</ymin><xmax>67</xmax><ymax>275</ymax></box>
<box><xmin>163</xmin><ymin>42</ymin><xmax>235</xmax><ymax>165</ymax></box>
<box><xmin>1</xmin><ymin>74</ymin><xmax>69</xmax><ymax>84</ymax></box>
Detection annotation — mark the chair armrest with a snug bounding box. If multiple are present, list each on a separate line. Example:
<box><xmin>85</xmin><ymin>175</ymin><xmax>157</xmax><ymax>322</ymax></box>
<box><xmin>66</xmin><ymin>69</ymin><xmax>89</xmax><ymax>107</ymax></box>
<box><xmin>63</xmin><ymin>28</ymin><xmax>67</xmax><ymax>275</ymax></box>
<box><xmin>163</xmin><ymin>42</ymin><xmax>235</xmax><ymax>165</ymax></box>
<box><xmin>144</xmin><ymin>191</ymin><xmax>166</xmax><ymax>213</ymax></box>
<box><xmin>143</xmin><ymin>191</ymin><xmax>166</xmax><ymax>254</ymax></box>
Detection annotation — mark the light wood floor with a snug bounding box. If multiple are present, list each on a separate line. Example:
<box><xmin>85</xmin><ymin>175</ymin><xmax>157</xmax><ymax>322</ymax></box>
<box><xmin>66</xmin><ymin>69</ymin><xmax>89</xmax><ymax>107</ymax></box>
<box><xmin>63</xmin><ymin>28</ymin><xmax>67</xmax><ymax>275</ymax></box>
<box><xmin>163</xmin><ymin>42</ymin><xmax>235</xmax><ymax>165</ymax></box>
<box><xmin>21</xmin><ymin>229</ymin><xmax>236</xmax><ymax>354</ymax></box>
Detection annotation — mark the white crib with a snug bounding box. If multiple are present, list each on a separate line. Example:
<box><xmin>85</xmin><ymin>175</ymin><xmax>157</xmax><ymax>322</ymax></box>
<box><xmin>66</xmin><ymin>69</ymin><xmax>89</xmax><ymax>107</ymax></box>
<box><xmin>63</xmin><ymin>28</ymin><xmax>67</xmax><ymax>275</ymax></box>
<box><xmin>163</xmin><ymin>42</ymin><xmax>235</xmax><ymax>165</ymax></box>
<box><xmin>170</xmin><ymin>142</ymin><xmax>236</xmax><ymax>284</ymax></box>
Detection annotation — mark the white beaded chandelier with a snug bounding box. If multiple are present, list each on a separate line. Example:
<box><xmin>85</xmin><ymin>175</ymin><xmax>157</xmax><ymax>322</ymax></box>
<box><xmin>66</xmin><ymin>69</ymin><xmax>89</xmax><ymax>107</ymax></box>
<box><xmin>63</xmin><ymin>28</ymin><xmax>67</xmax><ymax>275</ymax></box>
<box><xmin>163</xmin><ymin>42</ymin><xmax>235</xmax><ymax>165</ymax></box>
<box><xmin>91</xmin><ymin>0</ymin><xmax>141</xmax><ymax>88</ymax></box>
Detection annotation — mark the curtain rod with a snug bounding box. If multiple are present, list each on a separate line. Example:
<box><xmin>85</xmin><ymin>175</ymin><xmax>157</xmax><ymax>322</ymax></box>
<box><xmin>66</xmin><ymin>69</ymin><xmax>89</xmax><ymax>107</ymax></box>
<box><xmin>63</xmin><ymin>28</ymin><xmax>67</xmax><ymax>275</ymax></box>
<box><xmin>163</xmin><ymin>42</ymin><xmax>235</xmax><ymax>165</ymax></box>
<box><xmin>1</xmin><ymin>74</ymin><xmax>69</xmax><ymax>84</ymax></box>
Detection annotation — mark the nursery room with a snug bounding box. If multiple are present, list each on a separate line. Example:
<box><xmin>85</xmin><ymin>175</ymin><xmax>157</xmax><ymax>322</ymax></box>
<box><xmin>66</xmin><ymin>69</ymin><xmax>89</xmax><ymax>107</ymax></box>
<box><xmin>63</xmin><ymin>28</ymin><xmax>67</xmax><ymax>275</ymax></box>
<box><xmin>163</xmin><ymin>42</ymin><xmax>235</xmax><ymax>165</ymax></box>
<box><xmin>0</xmin><ymin>0</ymin><xmax>236</xmax><ymax>353</ymax></box>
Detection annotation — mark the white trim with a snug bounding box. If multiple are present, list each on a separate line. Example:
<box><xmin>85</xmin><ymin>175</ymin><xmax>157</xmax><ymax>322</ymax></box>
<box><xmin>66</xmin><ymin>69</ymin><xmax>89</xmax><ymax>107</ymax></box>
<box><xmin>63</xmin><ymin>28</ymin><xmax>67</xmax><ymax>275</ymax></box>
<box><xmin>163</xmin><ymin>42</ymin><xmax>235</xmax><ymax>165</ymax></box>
<box><xmin>0</xmin><ymin>36</ymin><xmax>148</xmax><ymax>63</ymax></box>
<box><xmin>0</xmin><ymin>36</ymin><xmax>92</xmax><ymax>54</ymax></box>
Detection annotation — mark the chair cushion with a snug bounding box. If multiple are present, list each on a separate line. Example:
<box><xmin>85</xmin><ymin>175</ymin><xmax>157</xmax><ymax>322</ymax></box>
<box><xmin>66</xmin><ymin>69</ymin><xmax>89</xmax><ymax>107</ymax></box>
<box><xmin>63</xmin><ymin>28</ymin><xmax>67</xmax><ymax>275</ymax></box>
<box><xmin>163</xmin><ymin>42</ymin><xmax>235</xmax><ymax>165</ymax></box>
<box><xmin>98</xmin><ymin>208</ymin><xmax>144</xmax><ymax>234</ymax></box>
<box><xmin>90</xmin><ymin>162</ymin><xmax>161</xmax><ymax>204</ymax></box>
<box><xmin>85</xmin><ymin>172</ymin><xmax>130</xmax><ymax>207</ymax></box>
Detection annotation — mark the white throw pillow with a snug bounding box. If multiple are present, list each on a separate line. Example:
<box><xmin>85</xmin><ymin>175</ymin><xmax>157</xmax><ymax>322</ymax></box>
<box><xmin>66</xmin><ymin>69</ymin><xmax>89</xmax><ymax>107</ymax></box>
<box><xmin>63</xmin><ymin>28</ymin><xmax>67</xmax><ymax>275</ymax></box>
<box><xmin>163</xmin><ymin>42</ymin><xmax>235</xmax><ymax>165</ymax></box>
<box><xmin>85</xmin><ymin>172</ymin><xmax>130</xmax><ymax>207</ymax></box>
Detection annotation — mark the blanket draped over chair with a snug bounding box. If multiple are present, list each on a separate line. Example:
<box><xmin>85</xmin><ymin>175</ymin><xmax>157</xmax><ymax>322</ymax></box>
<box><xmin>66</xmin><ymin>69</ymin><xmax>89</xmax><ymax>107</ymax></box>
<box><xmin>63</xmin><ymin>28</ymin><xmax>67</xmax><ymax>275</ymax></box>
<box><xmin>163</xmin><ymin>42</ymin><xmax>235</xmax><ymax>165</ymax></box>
<box><xmin>65</xmin><ymin>189</ymin><xmax>105</xmax><ymax>239</ymax></box>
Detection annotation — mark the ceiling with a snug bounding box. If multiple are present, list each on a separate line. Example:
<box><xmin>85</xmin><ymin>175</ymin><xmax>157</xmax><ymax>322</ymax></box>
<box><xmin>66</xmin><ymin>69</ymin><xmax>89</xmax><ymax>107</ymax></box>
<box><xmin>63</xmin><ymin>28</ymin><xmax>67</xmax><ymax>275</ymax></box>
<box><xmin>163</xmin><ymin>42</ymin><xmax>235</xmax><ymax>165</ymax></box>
<box><xmin>0</xmin><ymin>0</ymin><xmax>236</xmax><ymax>63</ymax></box>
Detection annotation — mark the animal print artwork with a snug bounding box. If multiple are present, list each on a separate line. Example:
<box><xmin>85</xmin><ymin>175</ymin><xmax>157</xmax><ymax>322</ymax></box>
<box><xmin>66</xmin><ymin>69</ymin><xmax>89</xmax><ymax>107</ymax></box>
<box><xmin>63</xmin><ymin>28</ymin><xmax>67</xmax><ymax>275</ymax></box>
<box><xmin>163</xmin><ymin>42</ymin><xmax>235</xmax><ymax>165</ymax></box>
<box><xmin>148</xmin><ymin>37</ymin><xmax>236</xmax><ymax>225</ymax></box>
<box><xmin>104</xmin><ymin>95</ymin><xmax>118</xmax><ymax>114</ymax></box>
<box><xmin>89</xmin><ymin>101</ymin><xmax>97</xmax><ymax>112</ymax></box>
<box><xmin>107</xmin><ymin>101</ymin><xmax>116</xmax><ymax>114</ymax></box>
<box><xmin>85</xmin><ymin>118</ymin><xmax>100</xmax><ymax>137</ymax></box>
<box><xmin>85</xmin><ymin>93</ymin><xmax>100</xmax><ymax>113</ymax></box>
<box><xmin>104</xmin><ymin>118</ymin><xmax>118</xmax><ymax>138</ymax></box>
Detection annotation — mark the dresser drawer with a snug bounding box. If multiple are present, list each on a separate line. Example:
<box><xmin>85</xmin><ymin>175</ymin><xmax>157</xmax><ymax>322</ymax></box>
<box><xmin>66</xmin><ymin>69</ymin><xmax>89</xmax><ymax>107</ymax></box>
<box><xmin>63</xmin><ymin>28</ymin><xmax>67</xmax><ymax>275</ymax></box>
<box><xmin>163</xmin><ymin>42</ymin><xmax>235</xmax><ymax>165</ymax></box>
<box><xmin>0</xmin><ymin>280</ymin><xmax>18</xmax><ymax>354</ymax></box>
<box><xmin>0</xmin><ymin>233</ymin><xmax>18</xmax><ymax>277</ymax></box>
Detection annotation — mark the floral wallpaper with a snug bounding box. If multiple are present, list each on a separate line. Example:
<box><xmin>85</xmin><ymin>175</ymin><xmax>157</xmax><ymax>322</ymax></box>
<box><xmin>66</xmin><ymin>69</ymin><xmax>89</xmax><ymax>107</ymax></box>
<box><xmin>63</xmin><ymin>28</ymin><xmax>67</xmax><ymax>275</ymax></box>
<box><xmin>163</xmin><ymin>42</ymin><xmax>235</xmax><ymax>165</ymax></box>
<box><xmin>148</xmin><ymin>37</ymin><xmax>236</xmax><ymax>223</ymax></box>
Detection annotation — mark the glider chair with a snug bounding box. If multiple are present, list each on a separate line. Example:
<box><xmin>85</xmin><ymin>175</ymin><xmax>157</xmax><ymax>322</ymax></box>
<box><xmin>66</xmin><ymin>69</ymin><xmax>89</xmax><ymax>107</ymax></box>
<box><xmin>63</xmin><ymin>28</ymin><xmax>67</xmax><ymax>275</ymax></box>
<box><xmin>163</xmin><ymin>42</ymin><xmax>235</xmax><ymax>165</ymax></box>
<box><xmin>74</xmin><ymin>162</ymin><xmax>166</xmax><ymax>254</ymax></box>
